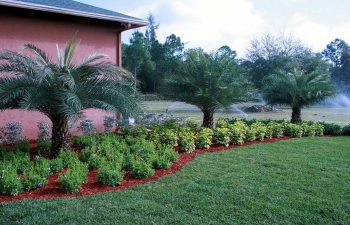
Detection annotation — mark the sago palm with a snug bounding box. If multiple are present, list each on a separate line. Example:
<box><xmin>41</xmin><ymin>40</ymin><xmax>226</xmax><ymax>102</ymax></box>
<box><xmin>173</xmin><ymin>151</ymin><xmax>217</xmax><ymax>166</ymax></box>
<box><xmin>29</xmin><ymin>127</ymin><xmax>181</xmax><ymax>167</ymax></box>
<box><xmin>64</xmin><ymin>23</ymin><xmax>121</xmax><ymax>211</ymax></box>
<box><xmin>163</xmin><ymin>48</ymin><xmax>253</xmax><ymax>128</ymax></box>
<box><xmin>262</xmin><ymin>68</ymin><xmax>335</xmax><ymax>123</ymax></box>
<box><xmin>0</xmin><ymin>38</ymin><xmax>141</xmax><ymax>155</ymax></box>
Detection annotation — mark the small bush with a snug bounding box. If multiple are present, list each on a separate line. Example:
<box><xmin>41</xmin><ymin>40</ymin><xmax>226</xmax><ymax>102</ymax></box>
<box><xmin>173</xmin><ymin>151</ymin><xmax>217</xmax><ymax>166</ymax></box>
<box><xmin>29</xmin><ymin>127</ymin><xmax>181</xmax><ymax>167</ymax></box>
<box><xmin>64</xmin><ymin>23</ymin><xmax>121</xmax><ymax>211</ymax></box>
<box><xmin>251</xmin><ymin>122</ymin><xmax>266</xmax><ymax>141</ymax></box>
<box><xmin>22</xmin><ymin>170</ymin><xmax>47</xmax><ymax>191</ymax></box>
<box><xmin>157</xmin><ymin>145</ymin><xmax>179</xmax><ymax>162</ymax></box>
<box><xmin>285</xmin><ymin>124</ymin><xmax>303</xmax><ymax>138</ymax></box>
<box><xmin>185</xmin><ymin>120</ymin><xmax>200</xmax><ymax>132</ymax></box>
<box><xmin>16</xmin><ymin>140</ymin><xmax>30</xmax><ymax>153</ymax></box>
<box><xmin>319</xmin><ymin>122</ymin><xmax>342</xmax><ymax>135</ymax></box>
<box><xmin>301</xmin><ymin>124</ymin><xmax>316</xmax><ymax>137</ymax></box>
<box><xmin>38</xmin><ymin>122</ymin><xmax>51</xmax><ymax>141</ymax></box>
<box><xmin>49</xmin><ymin>158</ymin><xmax>64</xmax><ymax>174</ymax></box>
<box><xmin>196</xmin><ymin>128</ymin><xmax>213</xmax><ymax>149</ymax></box>
<box><xmin>314</xmin><ymin>123</ymin><xmax>324</xmax><ymax>136</ymax></box>
<box><xmin>87</xmin><ymin>154</ymin><xmax>106</xmax><ymax>169</ymax></box>
<box><xmin>229</xmin><ymin>126</ymin><xmax>245</xmax><ymax>145</ymax></box>
<box><xmin>245</xmin><ymin>129</ymin><xmax>256</xmax><ymax>142</ymax></box>
<box><xmin>57</xmin><ymin>150</ymin><xmax>79</xmax><ymax>167</ymax></box>
<box><xmin>4</xmin><ymin>122</ymin><xmax>23</xmax><ymax>144</ymax></box>
<box><xmin>160</xmin><ymin>129</ymin><xmax>178</xmax><ymax>147</ymax></box>
<box><xmin>59</xmin><ymin>161</ymin><xmax>89</xmax><ymax>193</ymax></box>
<box><xmin>341</xmin><ymin>124</ymin><xmax>350</xmax><ymax>136</ymax></box>
<box><xmin>75</xmin><ymin>135</ymin><xmax>99</xmax><ymax>148</ymax></box>
<box><xmin>33</xmin><ymin>157</ymin><xmax>52</xmax><ymax>177</ymax></box>
<box><xmin>37</xmin><ymin>140</ymin><xmax>51</xmax><ymax>155</ymax></box>
<box><xmin>153</xmin><ymin>155</ymin><xmax>172</xmax><ymax>169</ymax></box>
<box><xmin>216</xmin><ymin>118</ymin><xmax>229</xmax><ymax>128</ymax></box>
<box><xmin>269</xmin><ymin>123</ymin><xmax>284</xmax><ymax>138</ymax></box>
<box><xmin>0</xmin><ymin>165</ymin><xmax>23</xmax><ymax>196</ymax></box>
<box><xmin>214</xmin><ymin>128</ymin><xmax>230</xmax><ymax>147</ymax></box>
<box><xmin>178</xmin><ymin>127</ymin><xmax>196</xmax><ymax>153</ymax></box>
<box><xmin>97</xmin><ymin>162</ymin><xmax>123</xmax><ymax>186</ymax></box>
<box><xmin>129</xmin><ymin>139</ymin><xmax>156</xmax><ymax>164</ymax></box>
<box><xmin>132</xmin><ymin>160</ymin><xmax>154</xmax><ymax>179</ymax></box>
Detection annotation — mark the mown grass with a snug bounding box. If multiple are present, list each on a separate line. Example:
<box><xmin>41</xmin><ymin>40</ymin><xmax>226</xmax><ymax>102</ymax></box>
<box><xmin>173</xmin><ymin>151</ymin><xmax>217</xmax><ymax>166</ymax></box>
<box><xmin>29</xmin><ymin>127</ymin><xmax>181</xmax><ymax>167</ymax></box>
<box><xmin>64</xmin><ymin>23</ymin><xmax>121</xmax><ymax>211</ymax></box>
<box><xmin>1</xmin><ymin>137</ymin><xmax>349</xmax><ymax>225</ymax></box>
<box><xmin>143</xmin><ymin>100</ymin><xmax>350</xmax><ymax>125</ymax></box>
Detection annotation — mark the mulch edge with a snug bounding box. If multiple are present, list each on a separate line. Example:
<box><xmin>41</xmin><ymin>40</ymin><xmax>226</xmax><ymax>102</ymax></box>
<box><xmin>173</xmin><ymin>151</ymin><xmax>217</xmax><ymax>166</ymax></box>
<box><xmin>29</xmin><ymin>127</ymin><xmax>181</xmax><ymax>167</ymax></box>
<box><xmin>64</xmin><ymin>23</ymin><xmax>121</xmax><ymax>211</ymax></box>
<box><xmin>0</xmin><ymin>136</ymin><xmax>293</xmax><ymax>203</ymax></box>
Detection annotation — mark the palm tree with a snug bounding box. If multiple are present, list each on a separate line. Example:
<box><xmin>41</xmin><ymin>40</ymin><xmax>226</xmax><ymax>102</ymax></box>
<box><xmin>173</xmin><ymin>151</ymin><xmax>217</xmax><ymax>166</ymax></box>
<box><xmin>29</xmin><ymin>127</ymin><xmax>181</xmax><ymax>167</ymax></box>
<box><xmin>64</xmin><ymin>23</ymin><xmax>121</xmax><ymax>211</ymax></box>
<box><xmin>0</xmin><ymin>38</ymin><xmax>141</xmax><ymax>156</ymax></box>
<box><xmin>162</xmin><ymin>48</ymin><xmax>253</xmax><ymax>128</ymax></box>
<box><xmin>262</xmin><ymin>68</ymin><xmax>335</xmax><ymax>123</ymax></box>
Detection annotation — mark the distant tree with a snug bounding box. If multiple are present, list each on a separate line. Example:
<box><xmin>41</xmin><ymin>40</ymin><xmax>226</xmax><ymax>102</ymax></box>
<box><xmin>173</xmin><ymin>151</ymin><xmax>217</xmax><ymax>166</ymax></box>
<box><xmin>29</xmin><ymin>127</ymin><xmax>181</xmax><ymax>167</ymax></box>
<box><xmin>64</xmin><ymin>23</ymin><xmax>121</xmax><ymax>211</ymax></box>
<box><xmin>162</xmin><ymin>48</ymin><xmax>253</xmax><ymax>128</ymax></box>
<box><xmin>122</xmin><ymin>31</ymin><xmax>155</xmax><ymax>92</ymax></box>
<box><xmin>262</xmin><ymin>62</ymin><xmax>335</xmax><ymax>123</ymax></box>
<box><xmin>0</xmin><ymin>38</ymin><xmax>140</xmax><ymax>155</ymax></box>
<box><xmin>145</xmin><ymin>14</ymin><xmax>159</xmax><ymax>50</ymax></box>
<box><xmin>243</xmin><ymin>34</ymin><xmax>311</xmax><ymax>89</ymax></box>
<box><xmin>322</xmin><ymin>38</ymin><xmax>350</xmax><ymax>92</ymax></box>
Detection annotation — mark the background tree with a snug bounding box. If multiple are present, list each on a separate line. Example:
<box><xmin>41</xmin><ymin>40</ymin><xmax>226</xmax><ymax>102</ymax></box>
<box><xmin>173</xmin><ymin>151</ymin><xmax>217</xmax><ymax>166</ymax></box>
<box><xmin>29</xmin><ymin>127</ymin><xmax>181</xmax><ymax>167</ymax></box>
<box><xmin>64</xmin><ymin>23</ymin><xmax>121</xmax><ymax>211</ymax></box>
<box><xmin>243</xmin><ymin>34</ymin><xmax>310</xmax><ymax>89</ymax></box>
<box><xmin>122</xmin><ymin>31</ymin><xmax>155</xmax><ymax>92</ymax></box>
<box><xmin>322</xmin><ymin>38</ymin><xmax>350</xmax><ymax>93</ymax></box>
<box><xmin>262</xmin><ymin>61</ymin><xmax>335</xmax><ymax>123</ymax></box>
<box><xmin>0</xmin><ymin>38</ymin><xmax>141</xmax><ymax>155</ymax></box>
<box><xmin>162</xmin><ymin>48</ymin><xmax>253</xmax><ymax>128</ymax></box>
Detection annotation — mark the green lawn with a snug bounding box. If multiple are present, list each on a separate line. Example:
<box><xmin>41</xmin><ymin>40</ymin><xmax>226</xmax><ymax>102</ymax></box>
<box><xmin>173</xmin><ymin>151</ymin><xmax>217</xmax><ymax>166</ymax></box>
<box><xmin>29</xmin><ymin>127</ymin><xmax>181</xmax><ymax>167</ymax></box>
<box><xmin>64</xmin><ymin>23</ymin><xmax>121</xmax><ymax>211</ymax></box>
<box><xmin>1</xmin><ymin>137</ymin><xmax>350</xmax><ymax>225</ymax></box>
<box><xmin>143</xmin><ymin>100</ymin><xmax>350</xmax><ymax>125</ymax></box>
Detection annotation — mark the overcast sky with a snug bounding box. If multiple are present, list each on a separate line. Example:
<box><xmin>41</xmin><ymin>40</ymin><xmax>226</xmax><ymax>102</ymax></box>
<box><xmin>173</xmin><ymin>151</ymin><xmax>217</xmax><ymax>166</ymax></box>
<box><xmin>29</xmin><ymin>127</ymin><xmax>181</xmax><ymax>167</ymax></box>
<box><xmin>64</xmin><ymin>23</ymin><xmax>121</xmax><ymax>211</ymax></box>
<box><xmin>81</xmin><ymin>0</ymin><xmax>350</xmax><ymax>57</ymax></box>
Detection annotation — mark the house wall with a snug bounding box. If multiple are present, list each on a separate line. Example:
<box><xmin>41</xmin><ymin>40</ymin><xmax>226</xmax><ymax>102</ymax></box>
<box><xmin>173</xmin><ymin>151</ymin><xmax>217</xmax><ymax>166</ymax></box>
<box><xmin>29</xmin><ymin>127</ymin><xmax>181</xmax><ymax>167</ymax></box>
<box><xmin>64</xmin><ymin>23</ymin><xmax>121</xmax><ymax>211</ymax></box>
<box><xmin>0</xmin><ymin>8</ymin><xmax>124</xmax><ymax>140</ymax></box>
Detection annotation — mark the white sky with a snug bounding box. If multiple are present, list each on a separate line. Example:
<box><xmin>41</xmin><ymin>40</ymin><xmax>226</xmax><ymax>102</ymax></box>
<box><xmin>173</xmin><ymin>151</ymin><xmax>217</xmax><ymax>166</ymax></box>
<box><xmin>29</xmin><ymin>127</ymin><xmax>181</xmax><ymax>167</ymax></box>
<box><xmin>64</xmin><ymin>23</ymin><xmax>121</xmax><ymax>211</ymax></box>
<box><xmin>81</xmin><ymin>0</ymin><xmax>350</xmax><ymax>57</ymax></box>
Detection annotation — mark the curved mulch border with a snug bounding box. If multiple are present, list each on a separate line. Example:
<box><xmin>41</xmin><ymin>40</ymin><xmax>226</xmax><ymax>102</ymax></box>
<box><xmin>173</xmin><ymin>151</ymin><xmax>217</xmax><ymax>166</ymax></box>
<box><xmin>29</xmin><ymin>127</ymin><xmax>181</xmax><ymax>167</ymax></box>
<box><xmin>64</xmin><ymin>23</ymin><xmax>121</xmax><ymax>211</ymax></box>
<box><xmin>0</xmin><ymin>136</ymin><xmax>292</xmax><ymax>203</ymax></box>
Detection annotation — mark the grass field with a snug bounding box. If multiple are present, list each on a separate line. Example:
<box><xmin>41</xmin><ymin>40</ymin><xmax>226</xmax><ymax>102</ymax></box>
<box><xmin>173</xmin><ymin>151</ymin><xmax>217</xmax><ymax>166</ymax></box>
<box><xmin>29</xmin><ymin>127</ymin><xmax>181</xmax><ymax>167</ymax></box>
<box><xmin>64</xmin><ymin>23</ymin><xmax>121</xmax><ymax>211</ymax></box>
<box><xmin>1</xmin><ymin>137</ymin><xmax>349</xmax><ymax>224</ymax></box>
<box><xmin>143</xmin><ymin>101</ymin><xmax>350</xmax><ymax>125</ymax></box>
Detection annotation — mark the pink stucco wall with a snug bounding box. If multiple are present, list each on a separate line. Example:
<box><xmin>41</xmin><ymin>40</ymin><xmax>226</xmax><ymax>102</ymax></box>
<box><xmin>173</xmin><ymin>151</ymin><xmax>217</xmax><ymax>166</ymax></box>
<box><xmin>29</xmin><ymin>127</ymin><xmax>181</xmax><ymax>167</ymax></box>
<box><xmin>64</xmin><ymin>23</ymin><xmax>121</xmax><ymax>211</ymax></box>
<box><xmin>0</xmin><ymin>11</ymin><xmax>123</xmax><ymax>140</ymax></box>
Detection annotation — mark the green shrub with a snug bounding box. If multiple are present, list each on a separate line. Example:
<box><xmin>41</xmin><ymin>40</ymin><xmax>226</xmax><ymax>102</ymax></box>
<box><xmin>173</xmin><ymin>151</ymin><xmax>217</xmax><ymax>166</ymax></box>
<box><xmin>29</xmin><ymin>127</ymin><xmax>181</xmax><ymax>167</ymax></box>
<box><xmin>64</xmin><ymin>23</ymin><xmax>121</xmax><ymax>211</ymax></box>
<box><xmin>49</xmin><ymin>158</ymin><xmax>64</xmax><ymax>174</ymax></box>
<box><xmin>153</xmin><ymin>155</ymin><xmax>172</xmax><ymax>169</ymax></box>
<box><xmin>341</xmin><ymin>124</ymin><xmax>350</xmax><ymax>136</ymax></box>
<box><xmin>59</xmin><ymin>161</ymin><xmax>89</xmax><ymax>193</ymax></box>
<box><xmin>22</xmin><ymin>170</ymin><xmax>47</xmax><ymax>191</ymax></box>
<box><xmin>216</xmin><ymin>118</ymin><xmax>229</xmax><ymax>128</ymax></box>
<box><xmin>132</xmin><ymin>160</ymin><xmax>155</xmax><ymax>179</ymax></box>
<box><xmin>319</xmin><ymin>122</ymin><xmax>342</xmax><ymax>135</ymax></box>
<box><xmin>301</xmin><ymin>124</ymin><xmax>316</xmax><ymax>137</ymax></box>
<box><xmin>251</xmin><ymin>122</ymin><xmax>267</xmax><ymax>141</ymax></box>
<box><xmin>37</xmin><ymin>140</ymin><xmax>51</xmax><ymax>155</ymax></box>
<box><xmin>285</xmin><ymin>124</ymin><xmax>303</xmax><ymax>138</ymax></box>
<box><xmin>185</xmin><ymin>120</ymin><xmax>200</xmax><ymax>132</ymax></box>
<box><xmin>265</xmin><ymin>126</ymin><xmax>273</xmax><ymax>139</ymax></box>
<box><xmin>16</xmin><ymin>140</ymin><xmax>30</xmax><ymax>153</ymax></box>
<box><xmin>178</xmin><ymin>127</ymin><xmax>196</xmax><ymax>153</ymax></box>
<box><xmin>314</xmin><ymin>123</ymin><xmax>324</xmax><ymax>136</ymax></box>
<box><xmin>75</xmin><ymin>135</ymin><xmax>98</xmax><ymax>148</ymax></box>
<box><xmin>0</xmin><ymin>165</ymin><xmax>23</xmax><ymax>196</ymax></box>
<box><xmin>214</xmin><ymin>128</ymin><xmax>230</xmax><ymax>147</ymax></box>
<box><xmin>157</xmin><ymin>145</ymin><xmax>179</xmax><ymax>163</ymax></box>
<box><xmin>122</xmin><ymin>125</ymin><xmax>148</xmax><ymax>139</ymax></box>
<box><xmin>12</xmin><ymin>151</ymin><xmax>31</xmax><ymax>175</ymax></box>
<box><xmin>97</xmin><ymin>162</ymin><xmax>123</xmax><ymax>186</ymax></box>
<box><xmin>87</xmin><ymin>154</ymin><xmax>106</xmax><ymax>169</ymax></box>
<box><xmin>269</xmin><ymin>123</ymin><xmax>284</xmax><ymax>138</ymax></box>
<box><xmin>245</xmin><ymin>128</ymin><xmax>256</xmax><ymax>142</ymax></box>
<box><xmin>57</xmin><ymin>149</ymin><xmax>79</xmax><ymax>167</ymax></box>
<box><xmin>229</xmin><ymin>126</ymin><xmax>245</xmax><ymax>145</ymax></box>
<box><xmin>129</xmin><ymin>139</ymin><xmax>156</xmax><ymax>164</ymax></box>
<box><xmin>196</xmin><ymin>128</ymin><xmax>214</xmax><ymax>149</ymax></box>
<box><xmin>160</xmin><ymin>129</ymin><xmax>178</xmax><ymax>147</ymax></box>
<box><xmin>33</xmin><ymin>157</ymin><xmax>52</xmax><ymax>177</ymax></box>
<box><xmin>122</xmin><ymin>153</ymin><xmax>134</xmax><ymax>171</ymax></box>
<box><xmin>80</xmin><ymin>146</ymin><xmax>99</xmax><ymax>163</ymax></box>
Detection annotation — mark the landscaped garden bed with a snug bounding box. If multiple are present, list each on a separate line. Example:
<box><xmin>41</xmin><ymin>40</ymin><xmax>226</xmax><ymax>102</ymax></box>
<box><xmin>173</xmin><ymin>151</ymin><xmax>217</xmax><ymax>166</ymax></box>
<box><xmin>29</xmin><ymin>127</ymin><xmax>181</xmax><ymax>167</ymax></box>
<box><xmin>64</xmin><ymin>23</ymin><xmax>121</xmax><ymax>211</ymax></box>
<box><xmin>0</xmin><ymin>118</ymin><xmax>336</xmax><ymax>203</ymax></box>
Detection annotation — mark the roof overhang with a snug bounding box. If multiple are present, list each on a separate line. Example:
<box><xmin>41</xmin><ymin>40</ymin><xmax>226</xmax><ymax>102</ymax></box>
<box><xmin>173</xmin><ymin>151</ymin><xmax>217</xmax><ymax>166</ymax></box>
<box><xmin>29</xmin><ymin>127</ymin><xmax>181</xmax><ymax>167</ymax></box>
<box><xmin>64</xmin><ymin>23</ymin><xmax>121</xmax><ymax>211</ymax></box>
<box><xmin>0</xmin><ymin>0</ymin><xmax>148</xmax><ymax>29</ymax></box>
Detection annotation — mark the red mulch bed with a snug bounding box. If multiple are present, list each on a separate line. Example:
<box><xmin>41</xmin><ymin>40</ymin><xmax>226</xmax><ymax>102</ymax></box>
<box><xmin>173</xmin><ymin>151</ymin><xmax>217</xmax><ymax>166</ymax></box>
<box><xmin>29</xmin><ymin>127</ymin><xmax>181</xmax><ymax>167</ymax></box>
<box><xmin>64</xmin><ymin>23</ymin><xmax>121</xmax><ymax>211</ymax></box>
<box><xmin>0</xmin><ymin>136</ymin><xmax>291</xmax><ymax>203</ymax></box>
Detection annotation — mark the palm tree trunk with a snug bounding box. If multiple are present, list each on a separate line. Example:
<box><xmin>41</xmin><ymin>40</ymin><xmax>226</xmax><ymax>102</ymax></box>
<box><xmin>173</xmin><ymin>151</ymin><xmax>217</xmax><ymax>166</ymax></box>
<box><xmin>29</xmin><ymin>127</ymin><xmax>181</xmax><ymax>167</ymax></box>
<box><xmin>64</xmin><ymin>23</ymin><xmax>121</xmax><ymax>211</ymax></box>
<box><xmin>51</xmin><ymin>117</ymin><xmax>71</xmax><ymax>157</ymax></box>
<box><xmin>291</xmin><ymin>107</ymin><xmax>302</xmax><ymax>123</ymax></box>
<box><xmin>202</xmin><ymin>110</ymin><xmax>214</xmax><ymax>128</ymax></box>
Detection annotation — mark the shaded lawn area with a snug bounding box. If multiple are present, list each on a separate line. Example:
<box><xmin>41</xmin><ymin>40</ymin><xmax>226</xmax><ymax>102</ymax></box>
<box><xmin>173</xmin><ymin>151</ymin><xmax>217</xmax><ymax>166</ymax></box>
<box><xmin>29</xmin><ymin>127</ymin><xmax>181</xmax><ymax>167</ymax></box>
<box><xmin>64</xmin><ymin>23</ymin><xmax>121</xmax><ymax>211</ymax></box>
<box><xmin>1</xmin><ymin>137</ymin><xmax>349</xmax><ymax>225</ymax></box>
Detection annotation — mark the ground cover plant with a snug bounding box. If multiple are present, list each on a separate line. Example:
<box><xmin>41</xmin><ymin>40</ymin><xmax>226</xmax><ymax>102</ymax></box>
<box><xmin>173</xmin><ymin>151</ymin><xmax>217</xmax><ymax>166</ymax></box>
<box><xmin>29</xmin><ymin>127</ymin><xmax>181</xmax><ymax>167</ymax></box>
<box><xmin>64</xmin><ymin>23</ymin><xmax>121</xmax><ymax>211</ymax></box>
<box><xmin>0</xmin><ymin>137</ymin><xmax>349</xmax><ymax>224</ymax></box>
<box><xmin>0</xmin><ymin>118</ymin><xmax>329</xmax><ymax>198</ymax></box>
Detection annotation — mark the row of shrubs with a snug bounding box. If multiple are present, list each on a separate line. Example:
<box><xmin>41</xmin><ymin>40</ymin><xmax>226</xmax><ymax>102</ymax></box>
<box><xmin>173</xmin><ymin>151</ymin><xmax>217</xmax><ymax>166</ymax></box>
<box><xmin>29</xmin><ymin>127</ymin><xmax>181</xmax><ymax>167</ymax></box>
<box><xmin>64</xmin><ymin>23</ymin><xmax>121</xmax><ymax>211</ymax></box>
<box><xmin>118</xmin><ymin>119</ymin><xmax>325</xmax><ymax>151</ymax></box>
<box><xmin>0</xmin><ymin>133</ymin><xmax>180</xmax><ymax>195</ymax></box>
<box><xmin>0</xmin><ymin>118</ymin><xmax>345</xmax><ymax>196</ymax></box>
